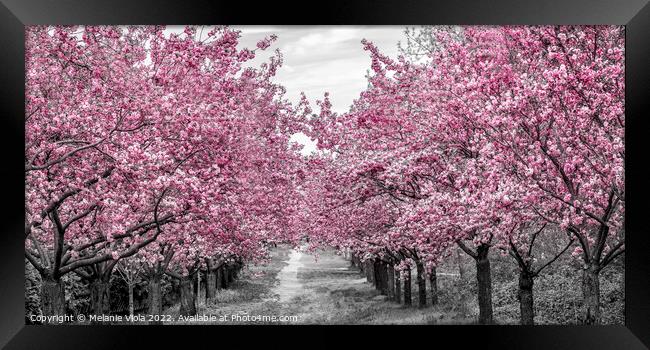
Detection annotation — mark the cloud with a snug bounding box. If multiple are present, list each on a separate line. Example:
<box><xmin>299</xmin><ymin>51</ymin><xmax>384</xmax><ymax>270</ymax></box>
<box><xmin>233</xmin><ymin>26</ymin><xmax>409</xmax><ymax>152</ymax></box>
<box><xmin>281</xmin><ymin>64</ymin><xmax>295</xmax><ymax>73</ymax></box>
<box><xmin>282</xmin><ymin>27</ymin><xmax>362</xmax><ymax>56</ymax></box>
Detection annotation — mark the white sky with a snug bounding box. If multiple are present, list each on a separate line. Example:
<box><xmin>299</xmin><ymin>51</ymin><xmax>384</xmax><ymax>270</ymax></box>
<box><xmin>236</xmin><ymin>26</ymin><xmax>408</xmax><ymax>155</ymax></box>
<box><xmin>168</xmin><ymin>26</ymin><xmax>409</xmax><ymax>155</ymax></box>
<box><xmin>233</xmin><ymin>26</ymin><xmax>406</xmax><ymax>114</ymax></box>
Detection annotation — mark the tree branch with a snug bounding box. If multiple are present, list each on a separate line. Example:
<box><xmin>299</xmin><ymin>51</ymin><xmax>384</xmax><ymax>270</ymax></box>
<box><xmin>25</xmin><ymin>249</ymin><xmax>46</xmax><ymax>275</ymax></box>
<box><xmin>600</xmin><ymin>241</ymin><xmax>625</xmax><ymax>269</ymax></box>
<box><xmin>533</xmin><ymin>238</ymin><xmax>575</xmax><ymax>276</ymax></box>
<box><xmin>456</xmin><ymin>240</ymin><xmax>477</xmax><ymax>259</ymax></box>
<box><xmin>63</xmin><ymin>204</ymin><xmax>98</xmax><ymax>231</ymax></box>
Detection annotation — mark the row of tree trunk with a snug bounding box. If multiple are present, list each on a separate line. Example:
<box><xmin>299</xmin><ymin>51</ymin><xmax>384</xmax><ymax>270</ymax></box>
<box><xmin>35</xmin><ymin>253</ymin><xmax>247</xmax><ymax>322</ymax></box>
<box><xmin>42</xmin><ymin>259</ymin><xmax>248</xmax><ymax>323</ymax></box>
<box><xmin>349</xmin><ymin>242</ymin><xmax>579</xmax><ymax>326</ymax></box>
<box><xmin>175</xmin><ymin>261</ymin><xmax>244</xmax><ymax>317</ymax></box>
<box><xmin>352</xmin><ymin>255</ymin><xmax>438</xmax><ymax>308</ymax></box>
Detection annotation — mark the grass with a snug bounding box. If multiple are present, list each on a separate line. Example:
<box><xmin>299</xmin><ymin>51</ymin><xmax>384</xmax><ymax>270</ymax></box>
<box><xmin>165</xmin><ymin>245</ymin><xmax>474</xmax><ymax>325</ymax></box>
<box><xmin>294</xmin><ymin>264</ymin><xmax>472</xmax><ymax>325</ymax></box>
<box><xmin>163</xmin><ymin>245</ymin><xmax>624</xmax><ymax>325</ymax></box>
<box><xmin>166</xmin><ymin>244</ymin><xmax>293</xmax><ymax>324</ymax></box>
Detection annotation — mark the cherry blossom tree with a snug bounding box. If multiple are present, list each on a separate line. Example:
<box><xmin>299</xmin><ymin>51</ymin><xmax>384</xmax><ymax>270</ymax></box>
<box><xmin>25</xmin><ymin>24</ymin><xmax>623</xmax><ymax>325</ymax></box>
<box><xmin>25</xmin><ymin>25</ymin><xmax>304</xmax><ymax>317</ymax></box>
<box><xmin>115</xmin><ymin>257</ymin><xmax>144</xmax><ymax>318</ymax></box>
<box><xmin>301</xmin><ymin>25</ymin><xmax>623</xmax><ymax>325</ymax></box>
<box><xmin>423</xmin><ymin>25</ymin><xmax>625</xmax><ymax>324</ymax></box>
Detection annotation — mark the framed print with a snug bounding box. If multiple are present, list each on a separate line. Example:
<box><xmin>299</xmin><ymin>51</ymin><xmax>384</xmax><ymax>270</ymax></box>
<box><xmin>1</xmin><ymin>0</ymin><xmax>649</xmax><ymax>348</ymax></box>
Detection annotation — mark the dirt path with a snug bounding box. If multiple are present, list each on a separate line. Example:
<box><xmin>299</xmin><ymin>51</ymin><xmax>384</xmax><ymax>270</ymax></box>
<box><xmin>272</xmin><ymin>249</ymin><xmax>305</xmax><ymax>302</ymax></box>
<box><xmin>189</xmin><ymin>246</ymin><xmax>467</xmax><ymax>324</ymax></box>
<box><xmin>266</xmin><ymin>248</ymin><xmax>461</xmax><ymax>324</ymax></box>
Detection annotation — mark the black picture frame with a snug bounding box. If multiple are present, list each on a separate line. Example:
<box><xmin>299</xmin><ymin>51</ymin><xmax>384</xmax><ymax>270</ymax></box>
<box><xmin>1</xmin><ymin>0</ymin><xmax>648</xmax><ymax>348</ymax></box>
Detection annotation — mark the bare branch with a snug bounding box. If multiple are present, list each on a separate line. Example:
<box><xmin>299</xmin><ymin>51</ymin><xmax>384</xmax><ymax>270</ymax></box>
<box><xmin>600</xmin><ymin>241</ymin><xmax>625</xmax><ymax>269</ymax></box>
<box><xmin>456</xmin><ymin>240</ymin><xmax>477</xmax><ymax>259</ymax></box>
<box><xmin>533</xmin><ymin>238</ymin><xmax>575</xmax><ymax>276</ymax></box>
<box><xmin>63</xmin><ymin>204</ymin><xmax>98</xmax><ymax>231</ymax></box>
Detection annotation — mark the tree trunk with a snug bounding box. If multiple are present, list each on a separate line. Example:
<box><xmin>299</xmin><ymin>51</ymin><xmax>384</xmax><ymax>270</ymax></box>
<box><xmin>89</xmin><ymin>279</ymin><xmax>111</xmax><ymax>317</ymax></box>
<box><xmin>147</xmin><ymin>274</ymin><xmax>163</xmax><ymax>316</ymax></box>
<box><xmin>227</xmin><ymin>266</ymin><xmax>234</xmax><ymax>284</ymax></box>
<box><xmin>196</xmin><ymin>271</ymin><xmax>201</xmax><ymax>301</ymax></box>
<box><xmin>128</xmin><ymin>284</ymin><xmax>134</xmax><ymax>318</ymax></box>
<box><xmin>234</xmin><ymin>262</ymin><xmax>242</xmax><ymax>279</ymax></box>
<box><xmin>41</xmin><ymin>276</ymin><xmax>66</xmax><ymax>317</ymax></box>
<box><xmin>416</xmin><ymin>261</ymin><xmax>426</xmax><ymax>308</ymax></box>
<box><xmin>475</xmin><ymin>244</ymin><xmax>493</xmax><ymax>325</ymax></box>
<box><xmin>179</xmin><ymin>276</ymin><xmax>197</xmax><ymax>316</ymax></box>
<box><xmin>365</xmin><ymin>260</ymin><xmax>374</xmax><ymax>284</ymax></box>
<box><xmin>380</xmin><ymin>262</ymin><xmax>389</xmax><ymax>295</ymax></box>
<box><xmin>518</xmin><ymin>270</ymin><xmax>534</xmax><ymax>325</ymax></box>
<box><xmin>403</xmin><ymin>268</ymin><xmax>412</xmax><ymax>306</ymax></box>
<box><xmin>374</xmin><ymin>260</ymin><xmax>382</xmax><ymax>291</ymax></box>
<box><xmin>429</xmin><ymin>267</ymin><xmax>438</xmax><ymax>306</ymax></box>
<box><xmin>221</xmin><ymin>266</ymin><xmax>229</xmax><ymax>289</ymax></box>
<box><xmin>457</xmin><ymin>247</ymin><xmax>465</xmax><ymax>280</ymax></box>
<box><xmin>216</xmin><ymin>267</ymin><xmax>223</xmax><ymax>290</ymax></box>
<box><xmin>394</xmin><ymin>267</ymin><xmax>401</xmax><ymax>303</ymax></box>
<box><xmin>206</xmin><ymin>269</ymin><xmax>217</xmax><ymax>300</ymax></box>
<box><xmin>387</xmin><ymin>264</ymin><xmax>395</xmax><ymax>299</ymax></box>
<box><xmin>581</xmin><ymin>264</ymin><xmax>601</xmax><ymax>325</ymax></box>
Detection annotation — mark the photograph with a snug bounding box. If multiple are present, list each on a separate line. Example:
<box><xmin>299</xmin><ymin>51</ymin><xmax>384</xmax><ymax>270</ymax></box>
<box><xmin>23</xmin><ymin>25</ymin><xmax>626</xmax><ymax>326</ymax></box>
